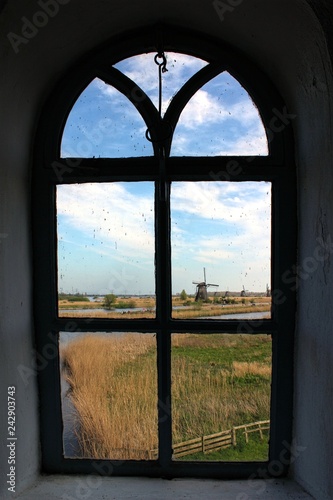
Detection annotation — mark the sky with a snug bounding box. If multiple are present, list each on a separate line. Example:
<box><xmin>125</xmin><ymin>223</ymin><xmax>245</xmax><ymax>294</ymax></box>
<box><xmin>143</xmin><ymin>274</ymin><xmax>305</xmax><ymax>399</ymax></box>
<box><xmin>58</xmin><ymin>52</ymin><xmax>271</xmax><ymax>296</ymax></box>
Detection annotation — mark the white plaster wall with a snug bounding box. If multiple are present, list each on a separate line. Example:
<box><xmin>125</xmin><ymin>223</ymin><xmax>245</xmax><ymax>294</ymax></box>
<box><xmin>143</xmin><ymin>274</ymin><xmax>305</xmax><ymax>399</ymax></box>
<box><xmin>0</xmin><ymin>0</ymin><xmax>332</xmax><ymax>497</ymax></box>
<box><xmin>290</xmin><ymin>19</ymin><xmax>333</xmax><ymax>500</ymax></box>
<box><xmin>0</xmin><ymin>4</ymin><xmax>41</xmax><ymax>495</ymax></box>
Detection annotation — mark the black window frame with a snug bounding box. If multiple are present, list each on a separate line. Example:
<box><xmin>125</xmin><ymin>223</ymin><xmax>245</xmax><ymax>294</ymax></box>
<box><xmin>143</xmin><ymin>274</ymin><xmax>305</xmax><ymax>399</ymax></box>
<box><xmin>33</xmin><ymin>25</ymin><xmax>297</xmax><ymax>479</ymax></box>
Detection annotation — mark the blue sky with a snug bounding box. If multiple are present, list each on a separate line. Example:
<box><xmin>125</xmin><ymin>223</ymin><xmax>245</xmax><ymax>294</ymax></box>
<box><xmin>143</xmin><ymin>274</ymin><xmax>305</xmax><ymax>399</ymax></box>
<box><xmin>58</xmin><ymin>53</ymin><xmax>270</xmax><ymax>296</ymax></box>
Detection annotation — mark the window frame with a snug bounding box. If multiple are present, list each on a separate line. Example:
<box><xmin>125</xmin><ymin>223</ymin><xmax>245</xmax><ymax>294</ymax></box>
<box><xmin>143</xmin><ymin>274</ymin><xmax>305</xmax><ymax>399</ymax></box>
<box><xmin>33</xmin><ymin>25</ymin><xmax>296</xmax><ymax>478</ymax></box>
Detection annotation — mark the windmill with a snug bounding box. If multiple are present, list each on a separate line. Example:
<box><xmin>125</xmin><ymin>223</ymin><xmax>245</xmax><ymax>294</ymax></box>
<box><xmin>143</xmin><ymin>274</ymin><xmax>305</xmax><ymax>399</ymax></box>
<box><xmin>240</xmin><ymin>285</ymin><xmax>248</xmax><ymax>297</ymax></box>
<box><xmin>192</xmin><ymin>267</ymin><xmax>219</xmax><ymax>302</ymax></box>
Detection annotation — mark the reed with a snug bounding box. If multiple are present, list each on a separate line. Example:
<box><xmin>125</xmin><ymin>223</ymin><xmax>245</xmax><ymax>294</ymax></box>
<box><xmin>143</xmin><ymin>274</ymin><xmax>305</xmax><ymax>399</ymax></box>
<box><xmin>62</xmin><ymin>333</ymin><xmax>271</xmax><ymax>459</ymax></box>
<box><xmin>62</xmin><ymin>333</ymin><xmax>157</xmax><ymax>459</ymax></box>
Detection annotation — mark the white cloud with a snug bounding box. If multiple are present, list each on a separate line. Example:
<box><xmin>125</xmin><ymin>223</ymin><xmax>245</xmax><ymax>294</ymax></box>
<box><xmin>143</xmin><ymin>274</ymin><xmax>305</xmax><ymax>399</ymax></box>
<box><xmin>171</xmin><ymin>182</ymin><xmax>271</xmax><ymax>289</ymax></box>
<box><xmin>215</xmin><ymin>129</ymin><xmax>268</xmax><ymax>155</ymax></box>
<box><xmin>93</xmin><ymin>78</ymin><xmax>145</xmax><ymax>125</ymax></box>
<box><xmin>115</xmin><ymin>52</ymin><xmax>208</xmax><ymax>113</ymax></box>
<box><xmin>63</xmin><ymin>55</ymin><xmax>268</xmax><ymax>159</ymax></box>
<box><xmin>177</xmin><ymin>89</ymin><xmax>229</xmax><ymax>129</ymax></box>
<box><xmin>57</xmin><ymin>181</ymin><xmax>271</xmax><ymax>294</ymax></box>
<box><xmin>171</xmin><ymin>181</ymin><xmax>270</xmax><ymax>222</ymax></box>
<box><xmin>57</xmin><ymin>182</ymin><xmax>155</xmax><ymax>262</ymax></box>
<box><xmin>59</xmin><ymin>53</ymin><xmax>272</xmax><ymax>293</ymax></box>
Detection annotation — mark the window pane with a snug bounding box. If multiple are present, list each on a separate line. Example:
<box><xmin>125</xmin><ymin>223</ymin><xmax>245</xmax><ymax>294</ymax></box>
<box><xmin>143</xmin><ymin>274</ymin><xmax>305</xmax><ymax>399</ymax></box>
<box><xmin>171</xmin><ymin>181</ymin><xmax>271</xmax><ymax>319</ymax></box>
<box><xmin>171</xmin><ymin>72</ymin><xmax>268</xmax><ymax>156</ymax></box>
<box><xmin>57</xmin><ymin>182</ymin><xmax>155</xmax><ymax>317</ymax></box>
<box><xmin>60</xmin><ymin>332</ymin><xmax>158</xmax><ymax>459</ymax></box>
<box><xmin>114</xmin><ymin>52</ymin><xmax>208</xmax><ymax>117</ymax></box>
<box><xmin>171</xmin><ymin>333</ymin><xmax>271</xmax><ymax>461</ymax></box>
<box><xmin>61</xmin><ymin>78</ymin><xmax>153</xmax><ymax>158</ymax></box>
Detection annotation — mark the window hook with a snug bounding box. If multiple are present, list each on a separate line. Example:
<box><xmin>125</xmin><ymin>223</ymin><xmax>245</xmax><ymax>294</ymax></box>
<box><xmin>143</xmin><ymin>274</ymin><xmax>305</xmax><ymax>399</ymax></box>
<box><xmin>145</xmin><ymin>51</ymin><xmax>172</xmax><ymax>146</ymax></box>
<box><xmin>154</xmin><ymin>53</ymin><xmax>168</xmax><ymax>75</ymax></box>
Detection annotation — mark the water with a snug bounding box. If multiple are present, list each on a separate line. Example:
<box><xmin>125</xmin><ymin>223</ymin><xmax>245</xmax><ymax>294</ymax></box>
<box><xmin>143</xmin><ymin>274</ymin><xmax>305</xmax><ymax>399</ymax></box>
<box><xmin>59</xmin><ymin>307</ymin><xmax>151</xmax><ymax>314</ymax></box>
<box><xmin>59</xmin><ymin>351</ymin><xmax>82</xmax><ymax>457</ymax></box>
<box><xmin>60</xmin><ymin>330</ymin><xmax>123</xmax><ymax>344</ymax></box>
<box><xmin>198</xmin><ymin>311</ymin><xmax>271</xmax><ymax>320</ymax></box>
<box><xmin>59</xmin><ymin>308</ymin><xmax>269</xmax><ymax>318</ymax></box>
<box><xmin>59</xmin><ymin>312</ymin><xmax>270</xmax><ymax>346</ymax></box>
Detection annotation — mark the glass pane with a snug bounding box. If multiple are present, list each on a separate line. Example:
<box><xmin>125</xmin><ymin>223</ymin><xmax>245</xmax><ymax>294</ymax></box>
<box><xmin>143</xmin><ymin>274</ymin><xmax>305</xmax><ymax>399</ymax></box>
<box><xmin>57</xmin><ymin>182</ymin><xmax>155</xmax><ymax>317</ymax></box>
<box><xmin>60</xmin><ymin>331</ymin><xmax>158</xmax><ymax>459</ymax></box>
<box><xmin>61</xmin><ymin>78</ymin><xmax>153</xmax><ymax>158</ymax></box>
<box><xmin>171</xmin><ymin>72</ymin><xmax>268</xmax><ymax>156</ymax></box>
<box><xmin>171</xmin><ymin>333</ymin><xmax>271</xmax><ymax>461</ymax></box>
<box><xmin>171</xmin><ymin>181</ymin><xmax>271</xmax><ymax>319</ymax></box>
<box><xmin>114</xmin><ymin>52</ymin><xmax>208</xmax><ymax>116</ymax></box>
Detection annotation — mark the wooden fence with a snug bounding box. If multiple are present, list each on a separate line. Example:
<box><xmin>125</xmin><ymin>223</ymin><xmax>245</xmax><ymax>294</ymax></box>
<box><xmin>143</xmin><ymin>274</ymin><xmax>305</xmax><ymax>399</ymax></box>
<box><xmin>149</xmin><ymin>420</ymin><xmax>270</xmax><ymax>459</ymax></box>
<box><xmin>232</xmin><ymin>420</ymin><xmax>270</xmax><ymax>446</ymax></box>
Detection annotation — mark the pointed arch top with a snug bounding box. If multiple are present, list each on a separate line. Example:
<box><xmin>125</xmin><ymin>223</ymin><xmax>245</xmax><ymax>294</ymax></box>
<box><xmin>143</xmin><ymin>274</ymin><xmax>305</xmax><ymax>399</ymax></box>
<box><xmin>38</xmin><ymin>25</ymin><xmax>292</xmax><ymax>168</ymax></box>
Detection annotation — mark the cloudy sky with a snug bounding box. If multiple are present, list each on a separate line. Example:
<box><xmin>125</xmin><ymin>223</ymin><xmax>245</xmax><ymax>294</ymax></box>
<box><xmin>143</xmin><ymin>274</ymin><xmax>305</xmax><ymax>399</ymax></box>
<box><xmin>58</xmin><ymin>52</ymin><xmax>270</xmax><ymax>296</ymax></box>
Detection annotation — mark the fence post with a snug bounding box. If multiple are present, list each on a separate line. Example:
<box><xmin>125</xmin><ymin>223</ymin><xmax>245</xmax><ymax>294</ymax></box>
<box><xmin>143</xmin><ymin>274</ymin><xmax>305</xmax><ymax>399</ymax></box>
<box><xmin>164</xmin><ymin>420</ymin><xmax>270</xmax><ymax>459</ymax></box>
<box><xmin>232</xmin><ymin>427</ymin><xmax>236</xmax><ymax>447</ymax></box>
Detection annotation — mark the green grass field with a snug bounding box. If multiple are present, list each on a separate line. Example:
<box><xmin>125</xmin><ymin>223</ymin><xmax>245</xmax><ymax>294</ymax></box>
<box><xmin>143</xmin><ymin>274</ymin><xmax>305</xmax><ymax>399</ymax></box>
<box><xmin>62</xmin><ymin>333</ymin><xmax>272</xmax><ymax>461</ymax></box>
<box><xmin>171</xmin><ymin>334</ymin><xmax>271</xmax><ymax>461</ymax></box>
<box><xmin>180</xmin><ymin>434</ymin><xmax>269</xmax><ymax>461</ymax></box>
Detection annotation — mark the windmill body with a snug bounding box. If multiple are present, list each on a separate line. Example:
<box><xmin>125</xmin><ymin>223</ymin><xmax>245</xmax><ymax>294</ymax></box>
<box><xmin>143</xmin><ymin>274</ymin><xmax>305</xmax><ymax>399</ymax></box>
<box><xmin>192</xmin><ymin>268</ymin><xmax>219</xmax><ymax>302</ymax></box>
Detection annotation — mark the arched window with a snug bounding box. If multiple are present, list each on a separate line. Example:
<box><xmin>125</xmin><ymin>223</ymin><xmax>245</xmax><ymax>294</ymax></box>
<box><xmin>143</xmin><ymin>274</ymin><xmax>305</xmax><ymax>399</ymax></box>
<box><xmin>33</xmin><ymin>26</ymin><xmax>296</xmax><ymax>478</ymax></box>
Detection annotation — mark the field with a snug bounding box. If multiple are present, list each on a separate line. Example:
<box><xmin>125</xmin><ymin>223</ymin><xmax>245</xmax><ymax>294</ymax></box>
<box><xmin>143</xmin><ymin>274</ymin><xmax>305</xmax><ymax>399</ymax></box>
<box><xmin>61</xmin><ymin>332</ymin><xmax>272</xmax><ymax>461</ymax></box>
<box><xmin>58</xmin><ymin>295</ymin><xmax>271</xmax><ymax>319</ymax></box>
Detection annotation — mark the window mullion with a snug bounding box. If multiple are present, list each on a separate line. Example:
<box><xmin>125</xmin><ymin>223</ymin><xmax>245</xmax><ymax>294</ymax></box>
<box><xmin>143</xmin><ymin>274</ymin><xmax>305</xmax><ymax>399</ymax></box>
<box><xmin>155</xmin><ymin>177</ymin><xmax>172</xmax><ymax>464</ymax></box>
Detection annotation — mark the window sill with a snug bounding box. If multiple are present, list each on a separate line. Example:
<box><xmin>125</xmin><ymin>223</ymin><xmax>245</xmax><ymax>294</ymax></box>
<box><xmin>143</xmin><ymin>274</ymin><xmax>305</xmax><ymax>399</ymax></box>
<box><xmin>17</xmin><ymin>475</ymin><xmax>313</xmax><ymax>499</ymax></box>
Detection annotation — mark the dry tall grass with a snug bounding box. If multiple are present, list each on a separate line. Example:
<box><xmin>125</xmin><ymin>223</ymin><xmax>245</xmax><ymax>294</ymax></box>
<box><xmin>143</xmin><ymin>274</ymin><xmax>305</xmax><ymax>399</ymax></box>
<box><xmin>232</xmin><ymin>361</ymin><xmax>271</xmax><ymax>379</ymax></box>
<box><xmin>173</xmin><ymin>304</ymin><xmax>271</xmax><ymax>319</ymax></box>
<box><xmin>62</xmin><ymin>333</ymin><xmax>271</xmax><ymax>460</ymax></box>
<box><xmin>62</xmin><ymin>333</ymin><xmax>157</xmax><ymax>459</ymax></box>
<box><xmin>59</xmin><ymin>303</ymin><xmax>271</xmax><ymax>319</ymax></box>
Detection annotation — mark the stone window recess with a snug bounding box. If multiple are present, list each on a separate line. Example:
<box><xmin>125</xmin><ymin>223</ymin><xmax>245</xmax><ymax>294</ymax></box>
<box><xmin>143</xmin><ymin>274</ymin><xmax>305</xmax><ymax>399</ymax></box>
<box><xmin>33</xmin><ymin>26</ymin><xmax>296</xmax><ymax>478</ymax></box>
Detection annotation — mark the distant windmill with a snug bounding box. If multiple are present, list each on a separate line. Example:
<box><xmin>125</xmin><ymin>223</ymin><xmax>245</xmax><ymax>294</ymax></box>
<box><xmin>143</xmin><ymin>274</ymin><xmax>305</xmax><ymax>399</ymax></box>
<box><xmin>240</xmin><ymin>285</ymin><xmax>248</xmax><ymax>297</ymax></box>
<box><xmin>266</xmin><ymin>283</ymin><xmax>271</xmax><ymax>297</ymax></box>
<box><xmin>192</xmin><ymin>267</ymin><xmax>219</xmax><ymax>302</ymax></box>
